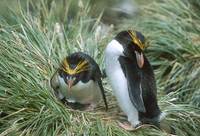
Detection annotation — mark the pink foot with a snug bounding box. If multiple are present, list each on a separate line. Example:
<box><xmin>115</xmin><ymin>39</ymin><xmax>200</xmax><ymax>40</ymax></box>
<box><xmin>117</xmin><ymin>121</ymin><xmax>138</xmax><ymax>131</ymax></box>
<box><xmin>118</xmin><ymin>120</ymin><xmax>158</xmax><ymax>131</ymax></box>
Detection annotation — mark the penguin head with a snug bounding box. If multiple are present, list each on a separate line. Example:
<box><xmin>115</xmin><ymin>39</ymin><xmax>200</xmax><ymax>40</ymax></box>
<box><xmin>115</xmin><ymin>30</ymin><xmax>145</xmax><ymax>54</ymax></box>
<box><xmin>59</xmin><ymin>56</ymin><xmax>90</xmax><ymax>89</ymax></box>
<box><xmin>114</xmin><ymin>30</ymin><xmax>146</xmax><ymax>68</ymax></box>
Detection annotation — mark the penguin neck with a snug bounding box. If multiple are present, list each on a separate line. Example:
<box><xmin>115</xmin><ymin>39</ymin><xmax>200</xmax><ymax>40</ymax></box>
<box><xmin>105</xmin><ymin>40</ymin><xmax>124</xmax><ymax>72</ymax></box>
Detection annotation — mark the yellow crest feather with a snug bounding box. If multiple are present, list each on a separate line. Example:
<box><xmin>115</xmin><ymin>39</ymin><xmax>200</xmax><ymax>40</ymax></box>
<box><xmin>62</xmin><ymin>59</ymin><xmax>89</xmax><ymax>75</ymax></box>
<box><xmin>128</xmin><ymin>30</ymin><xmax>145</xmax><ymax>50</ymax></box>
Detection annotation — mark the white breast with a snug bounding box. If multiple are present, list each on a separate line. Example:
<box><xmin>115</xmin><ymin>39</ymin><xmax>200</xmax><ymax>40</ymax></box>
<box><xmin>105</xmin><ymin>39</ymin><xmax>140</xmax><ymax>126</ymax></box>
<box><xmin>58</xmin><ymin>77</ymin><xmax>101</xmax><ymax>104</ymax></box>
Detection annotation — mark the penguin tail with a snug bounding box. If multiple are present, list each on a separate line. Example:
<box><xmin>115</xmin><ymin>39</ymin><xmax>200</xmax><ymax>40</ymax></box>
<box><xmin>159</xmin><ymin>111</ymin><xmax>167</xmax><ymax>121</ymax></box>
<box><xmin>159</xmin><ymin>112</ymin><xmax>176</xmax><ymax>135</ymax></box>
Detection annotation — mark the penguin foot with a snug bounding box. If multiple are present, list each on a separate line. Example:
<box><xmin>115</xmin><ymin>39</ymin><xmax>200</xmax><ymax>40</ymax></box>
<box><xmin>117</xmin><ymin>120</ymin><xmax>141</xmax><ymax>131</ymax></box>
<box><xmin>117</xmin><ymin>120</ymin><xmax>159</xmax><ymax>131</ymax></box>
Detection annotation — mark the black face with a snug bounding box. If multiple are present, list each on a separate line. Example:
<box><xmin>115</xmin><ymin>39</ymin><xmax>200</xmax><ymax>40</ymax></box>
<box><xmin>59</xmin><ymin>54</ymin><xmax>91</xmax><ymax>89</ymax></box>
<box><xmin>59</xmin><ymin>69</ymin><xmax>88</xmax><ymax>87</ymax></box>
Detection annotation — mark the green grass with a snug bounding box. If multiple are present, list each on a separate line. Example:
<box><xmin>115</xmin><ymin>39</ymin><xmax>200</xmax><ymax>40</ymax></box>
<box><xmin>0</xmin><ymin>0</ymin><xmax>200</xmax><ymax>135</ymax></box>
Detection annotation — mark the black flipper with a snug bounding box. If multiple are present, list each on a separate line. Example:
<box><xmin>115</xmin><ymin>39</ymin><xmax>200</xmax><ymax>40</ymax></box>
<box><xmin>97</xmin><ymin>79</ymin><xmax>108</xmax><ymax>111</ymax></box>
<box><xmin>119</xmin><ymin>56</ymin><xmax>146</xmax><ymax>113</ymax></box>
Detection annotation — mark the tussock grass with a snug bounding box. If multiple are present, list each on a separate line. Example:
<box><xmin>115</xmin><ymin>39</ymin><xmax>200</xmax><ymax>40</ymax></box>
<box><xmin>0</xmin><ymin>0</ymin><xmax>200</xmax><ymax>135</ymax></box>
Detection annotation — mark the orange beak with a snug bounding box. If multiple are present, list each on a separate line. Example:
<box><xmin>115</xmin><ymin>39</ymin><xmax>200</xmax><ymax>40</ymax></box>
<box><xmin>135</xmin><ymin>51</ymin><xmax>144</xmax><ymax>68</ymax></box>
<box><xmin>67</xmin><ymin>79</ymin><xmax>74</xmax><ymax>90</ymax></box>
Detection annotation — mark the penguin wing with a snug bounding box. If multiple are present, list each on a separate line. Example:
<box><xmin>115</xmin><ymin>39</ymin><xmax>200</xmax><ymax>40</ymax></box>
<box><xmin>50</xmin><ymin>69</ymin><xmax>62</xmax><ymax>99</ymax></box>
<box><xmin>97</xmin><ymin>79</ymin><xmax>108</xmax><ymax>110</ymax></box>
<box><xmin>93</xmin><ymin>66</ymin><xmax>108</xmax><ymax>111</ymax></box>
<box><xmin>119</xmin><ymin>56</ymin><xmax>146</xmax><ymax>113</ymax></box>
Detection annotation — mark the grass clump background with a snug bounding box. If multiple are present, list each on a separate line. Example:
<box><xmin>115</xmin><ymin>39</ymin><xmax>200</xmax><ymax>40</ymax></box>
<box><xmin>0</xmin><ymin>0</ymin><xmax>200</xmax><ymax>135</ymax></box>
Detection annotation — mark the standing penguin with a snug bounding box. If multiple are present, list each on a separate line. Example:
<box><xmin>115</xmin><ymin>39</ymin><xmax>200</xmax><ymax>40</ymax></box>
<box><xmin>51</xmin><ymin>52</ymin><xmax>108</xmax><ymax>111</ymax></box>
<box><xmin>105</xmin><ymin>30</ymin><xmax>164</xmax><ymax>129</ymax></box>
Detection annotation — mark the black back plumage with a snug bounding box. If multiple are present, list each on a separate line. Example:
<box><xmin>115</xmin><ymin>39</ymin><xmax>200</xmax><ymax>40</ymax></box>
<box><xmin>139</xmin><ymin>55</ymin><xmax>161</xmax><ymax>120</ymax></box>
